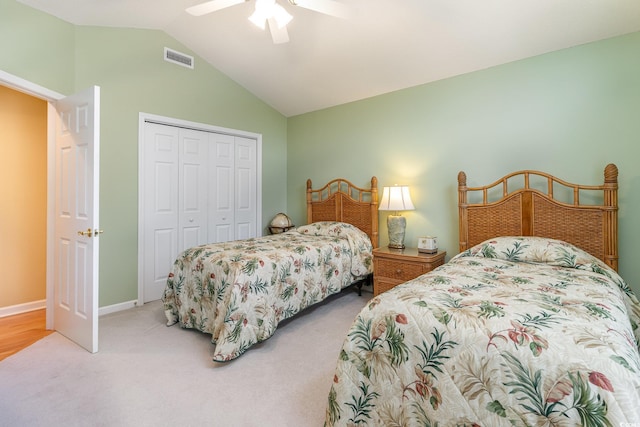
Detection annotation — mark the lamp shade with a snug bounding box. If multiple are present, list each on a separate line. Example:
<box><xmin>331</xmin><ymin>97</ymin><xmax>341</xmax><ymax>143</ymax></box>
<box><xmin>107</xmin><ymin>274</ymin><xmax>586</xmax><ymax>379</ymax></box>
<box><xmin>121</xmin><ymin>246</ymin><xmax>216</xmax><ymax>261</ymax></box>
<box><xmin>379</xmin><ymin>186</ymin><xmax>415</xmax><ymax>212</ymax></box>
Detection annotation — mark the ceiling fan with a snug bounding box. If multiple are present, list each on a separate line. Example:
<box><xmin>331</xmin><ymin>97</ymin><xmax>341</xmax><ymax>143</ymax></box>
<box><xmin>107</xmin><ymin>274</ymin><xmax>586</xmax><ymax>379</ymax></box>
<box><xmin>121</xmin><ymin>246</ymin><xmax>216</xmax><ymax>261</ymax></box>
<box><xmin>186</xmin><ymin>0</ymin><xmax>349</xmax><ymax>44</ymax></box>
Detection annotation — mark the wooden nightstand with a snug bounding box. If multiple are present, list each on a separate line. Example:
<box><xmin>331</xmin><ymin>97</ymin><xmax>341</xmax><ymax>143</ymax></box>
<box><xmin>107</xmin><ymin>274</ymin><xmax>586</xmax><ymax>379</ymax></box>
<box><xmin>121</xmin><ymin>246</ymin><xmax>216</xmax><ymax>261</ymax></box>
<box><xmin>373</xmin><ymin>247</ymin><xmax>446</xmax><ymax>296</ymax></box>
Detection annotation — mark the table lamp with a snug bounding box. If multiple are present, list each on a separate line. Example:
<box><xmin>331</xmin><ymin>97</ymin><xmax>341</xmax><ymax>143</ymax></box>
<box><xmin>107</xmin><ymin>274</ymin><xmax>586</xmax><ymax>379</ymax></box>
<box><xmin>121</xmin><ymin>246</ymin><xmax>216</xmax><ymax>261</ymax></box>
<box><xmin>379</xmin><ymin>185</ymin><xmax>415</xmax><ymax>249</ymax></box>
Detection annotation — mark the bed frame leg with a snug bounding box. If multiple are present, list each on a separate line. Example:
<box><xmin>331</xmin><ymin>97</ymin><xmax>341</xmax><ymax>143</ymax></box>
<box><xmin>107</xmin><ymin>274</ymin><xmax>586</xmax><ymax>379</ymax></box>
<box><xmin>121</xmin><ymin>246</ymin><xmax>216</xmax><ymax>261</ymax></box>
<box><xmin>356</xmin><ymin>282</ymin><xmax>363</xmax><ymax>296</ymax></box>
<box><xmin>354</xmin><ymin>274</ymin><xmax>373</xmax><ymax>296</ymax></box>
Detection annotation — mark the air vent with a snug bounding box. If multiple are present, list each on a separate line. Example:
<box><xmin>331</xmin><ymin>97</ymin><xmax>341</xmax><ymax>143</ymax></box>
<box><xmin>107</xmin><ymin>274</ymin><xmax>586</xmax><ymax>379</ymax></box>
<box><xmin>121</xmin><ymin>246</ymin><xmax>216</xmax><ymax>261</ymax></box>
<box><xmin>164</xmin><ymin>47</ymin><xmax>194</xmax><ymax>69</ymax></box>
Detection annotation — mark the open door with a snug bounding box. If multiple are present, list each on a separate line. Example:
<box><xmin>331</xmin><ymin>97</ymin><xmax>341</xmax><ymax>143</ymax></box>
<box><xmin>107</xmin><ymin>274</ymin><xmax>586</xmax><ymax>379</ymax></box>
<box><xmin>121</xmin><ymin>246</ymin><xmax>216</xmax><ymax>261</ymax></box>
<box><xmin>53</xmin><ymin>86</ymin><xmax>100</xmax><ymax>353</ymax></box>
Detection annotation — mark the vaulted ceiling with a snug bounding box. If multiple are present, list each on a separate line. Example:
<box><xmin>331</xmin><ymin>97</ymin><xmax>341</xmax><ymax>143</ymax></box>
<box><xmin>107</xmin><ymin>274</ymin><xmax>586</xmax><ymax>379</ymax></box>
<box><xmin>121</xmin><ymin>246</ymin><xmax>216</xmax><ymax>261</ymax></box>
<box><xmin>18</xmin><ymin>0</ymin><xmax>640</xmax><ymax>117</ymax></box>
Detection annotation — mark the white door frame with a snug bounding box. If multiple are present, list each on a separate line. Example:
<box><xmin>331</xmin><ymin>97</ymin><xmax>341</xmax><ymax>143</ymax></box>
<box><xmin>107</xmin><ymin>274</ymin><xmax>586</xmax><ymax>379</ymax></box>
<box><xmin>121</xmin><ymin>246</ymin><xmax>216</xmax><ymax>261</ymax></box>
<box><xmin>137</xmin><ymin>112</ymin><xmax>263</xmax><ymax>304</ymax></box>
<box><xmin>0</xmin><ymin>70</ymin><xmax>63</xmax><ymax>330</ymax></box>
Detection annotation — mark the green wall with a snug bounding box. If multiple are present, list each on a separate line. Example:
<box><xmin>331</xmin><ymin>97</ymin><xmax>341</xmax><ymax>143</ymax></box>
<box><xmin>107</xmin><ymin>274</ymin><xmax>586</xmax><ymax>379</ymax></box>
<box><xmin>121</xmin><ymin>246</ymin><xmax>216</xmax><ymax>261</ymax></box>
<box><xmin>1</xmin><ymin>0</ymin><xmax>288</xmax><ymax>307</ymax></box>
<box><xmin>3</xmin><ymin>0</ymin><xmax>639</xmax><ymax>305</ymax></box>
<box><xmin>287</xmin><ymin>31</ymin><xmax>640</xmax><ymax>296</ymax></box>
<box><xmin>0</xmin><ymin>0</ymin><xmax>75</xmax><ymax>94</ymax></box>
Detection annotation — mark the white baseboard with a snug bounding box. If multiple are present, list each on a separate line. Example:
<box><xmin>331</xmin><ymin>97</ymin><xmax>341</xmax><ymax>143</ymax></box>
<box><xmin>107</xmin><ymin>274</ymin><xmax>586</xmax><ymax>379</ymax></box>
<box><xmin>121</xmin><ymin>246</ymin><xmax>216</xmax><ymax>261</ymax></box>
<box><xmin>99</xmin><ymin>300</ymin><xmax>139</xmax><ymax>317</ymax></box>
<box><xmin>0</xmin><ymin>299</ymin><xmax>46</xmax><ymax>318</ymax></box>
<box><xmin>1</xmin><ymin>299</ymin><xmax>139</xmax><ymax>318</ymax></box>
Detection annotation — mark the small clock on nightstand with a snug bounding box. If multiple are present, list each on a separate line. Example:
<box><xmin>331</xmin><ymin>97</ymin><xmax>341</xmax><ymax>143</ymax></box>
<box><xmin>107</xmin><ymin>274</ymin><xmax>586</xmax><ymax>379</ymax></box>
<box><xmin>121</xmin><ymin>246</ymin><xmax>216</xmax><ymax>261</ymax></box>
<box><xmin>417</xmin><ymin>236</ymin><xmax>438</xmax><ymax>254</ymax></box>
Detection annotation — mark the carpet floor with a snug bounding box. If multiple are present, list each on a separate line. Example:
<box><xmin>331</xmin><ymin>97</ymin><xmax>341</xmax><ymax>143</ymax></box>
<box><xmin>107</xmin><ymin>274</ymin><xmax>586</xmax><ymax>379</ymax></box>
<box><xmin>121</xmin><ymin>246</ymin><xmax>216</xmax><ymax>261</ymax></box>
<box><xmin>0</xmin><ymin>287</ymin><xmax>371</xmax><ymax>427</ymax></box>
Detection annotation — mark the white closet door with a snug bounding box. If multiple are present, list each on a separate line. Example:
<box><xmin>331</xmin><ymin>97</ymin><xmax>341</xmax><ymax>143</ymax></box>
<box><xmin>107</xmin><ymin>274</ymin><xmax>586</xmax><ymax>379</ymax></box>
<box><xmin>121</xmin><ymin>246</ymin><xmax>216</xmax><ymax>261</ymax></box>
<box><xmin>179</xmin><ymin>129</ymin><xmax>209</xmax><ymax>251</ymax></box>
<box><xmin>141</xmin><ymin>119</ymin><xmax>260</xmax><ymax>302</ymax></box>
<box><xmin>234</xmin><ymin>136</ymin><xmax>257</xmax><ymax>240</ymax></box>
<box><xmin>143</xmin><ymin>123</ymin><xmax>179</xmax><ymax>302</ymax></box>
<box><xmin>209</xmin><ymin>133</ymin><xmax>235</xmax><ymax>243</ymax></box>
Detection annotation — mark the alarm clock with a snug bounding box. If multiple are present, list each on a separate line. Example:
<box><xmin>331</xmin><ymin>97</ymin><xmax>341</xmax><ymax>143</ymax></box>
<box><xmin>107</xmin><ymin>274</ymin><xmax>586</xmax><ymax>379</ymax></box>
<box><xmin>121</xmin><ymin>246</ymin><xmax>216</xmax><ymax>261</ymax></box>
<box><xmin>418</xmin><ymin>236</ymin><xmax>438</xmax><ymax>254</ymax></box>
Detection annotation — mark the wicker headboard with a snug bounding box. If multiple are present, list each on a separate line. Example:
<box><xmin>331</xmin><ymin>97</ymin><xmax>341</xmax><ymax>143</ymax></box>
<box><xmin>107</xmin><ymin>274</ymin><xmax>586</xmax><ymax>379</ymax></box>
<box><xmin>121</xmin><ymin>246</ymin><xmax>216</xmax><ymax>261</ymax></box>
<box><xmin>458</xmin><ymin>164</ymin><xmax>619</xmax><ymax>271</ymax></box>
<box><xmin>306</xmin><ymin>177</ymin><xmax>379</xmax><ymax>248</ymax></box>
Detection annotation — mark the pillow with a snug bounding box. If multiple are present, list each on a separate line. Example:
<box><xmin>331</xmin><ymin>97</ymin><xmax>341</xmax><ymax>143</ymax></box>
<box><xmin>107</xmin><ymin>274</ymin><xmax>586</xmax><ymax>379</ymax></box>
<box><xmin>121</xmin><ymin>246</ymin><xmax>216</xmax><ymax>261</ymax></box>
<box><xmin>296</xmin><ymin>221</ymin><xmax>358</xmax><ymax>237</ymax></box>
<box><xmin>456</xmin><ymin>236</ymin><xmax>640</xmax><ymax>303</ymax></box>
<box><xmin>458</xmin><ymin>236</ymin><xmax>605</xmax><ymax>271</ymax></box>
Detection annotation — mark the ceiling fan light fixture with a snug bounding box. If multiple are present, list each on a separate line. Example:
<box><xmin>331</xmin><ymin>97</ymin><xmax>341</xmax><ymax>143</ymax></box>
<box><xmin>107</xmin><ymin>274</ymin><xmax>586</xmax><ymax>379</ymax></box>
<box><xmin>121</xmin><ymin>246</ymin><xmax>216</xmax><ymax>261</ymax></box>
<box><xmin>272</xmin><ymin>4</ymin><xmax>293</xmax><ymax>28</ymax></box>
<box><xmin>249</xmin><ymin>0</ymin><xmax>292</xmax><ymax>30</ymax></box>
<box><xmin>248</xmin><ymin>11</ymin><xmax>266</xmax><ymax>29</ymax></box>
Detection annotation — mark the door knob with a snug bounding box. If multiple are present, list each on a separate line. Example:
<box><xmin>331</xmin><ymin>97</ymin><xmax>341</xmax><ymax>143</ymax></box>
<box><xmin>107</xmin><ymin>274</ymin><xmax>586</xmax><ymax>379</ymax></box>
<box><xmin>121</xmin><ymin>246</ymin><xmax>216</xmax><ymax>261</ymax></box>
<box><xmin>78</xmin><ymin>228</ymin><xmax>93</xmax><ymax>237</ymax></box>
<box><xmin>78</xmin><ymin>228</ymin><xmax>104</xmax><ymax>237</ymax></box>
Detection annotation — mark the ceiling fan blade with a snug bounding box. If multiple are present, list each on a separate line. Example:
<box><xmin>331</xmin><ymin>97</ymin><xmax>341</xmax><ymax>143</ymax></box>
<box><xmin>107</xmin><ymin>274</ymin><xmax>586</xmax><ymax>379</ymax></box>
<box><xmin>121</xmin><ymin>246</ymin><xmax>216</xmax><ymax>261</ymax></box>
<box><xmin>290</xmin><ymin>0</ymin><xmax>349</xmax><ymax>19</ymax></box>
<box><xmin>186</xmin><ymin>0</ymin><xmax>245</xmax><ymax>16</ymax></box>
<box><xmin>267</xmin><ymin>17</ymin><xmax>290</xmax><ymax>44</ymax></box>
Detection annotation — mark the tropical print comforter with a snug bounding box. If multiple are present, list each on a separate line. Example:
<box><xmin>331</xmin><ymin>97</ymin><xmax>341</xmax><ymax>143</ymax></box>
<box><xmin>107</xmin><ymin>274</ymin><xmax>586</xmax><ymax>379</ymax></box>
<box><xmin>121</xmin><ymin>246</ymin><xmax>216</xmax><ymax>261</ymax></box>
<box><xmin>162</xmin><ymin>221</ymin><xmax>373</xmax><ymax>362</ymax></box>
<box><xmin>326</xmin><ymin>236</ymin><xmax>640</xmax><ymax>426</ymax></box>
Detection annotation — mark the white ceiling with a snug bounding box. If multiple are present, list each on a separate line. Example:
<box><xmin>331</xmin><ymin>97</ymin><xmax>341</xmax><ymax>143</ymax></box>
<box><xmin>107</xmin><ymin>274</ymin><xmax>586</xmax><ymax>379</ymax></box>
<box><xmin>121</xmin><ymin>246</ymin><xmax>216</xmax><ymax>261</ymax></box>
<box><xmin>18</xmin><ymin>0</ymin><xmax>640</xmax><ymax>117</ymax></box>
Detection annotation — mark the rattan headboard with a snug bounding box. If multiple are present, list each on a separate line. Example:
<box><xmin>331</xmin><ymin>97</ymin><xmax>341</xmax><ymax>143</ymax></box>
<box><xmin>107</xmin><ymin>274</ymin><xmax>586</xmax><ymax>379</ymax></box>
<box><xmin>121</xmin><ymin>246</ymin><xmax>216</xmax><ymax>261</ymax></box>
<box><xmin>306</xmin><ymin>177</ymin><xmax>379</xmax><ymax>248</ymax></box>
<box><xmin>458</xmin><ymin>164</ymin><xmax>618</xmax><ymax>271</ymax></box>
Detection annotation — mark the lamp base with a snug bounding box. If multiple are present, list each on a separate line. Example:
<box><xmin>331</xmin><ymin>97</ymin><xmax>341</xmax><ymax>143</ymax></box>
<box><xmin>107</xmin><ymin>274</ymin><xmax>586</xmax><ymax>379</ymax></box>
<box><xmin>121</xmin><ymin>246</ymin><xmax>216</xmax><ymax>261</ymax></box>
<box><xmin>387</xmin><ymin>243</ymin><xmax>406</xmax><ymax>249</ymax></box>
<box><xmin>387</xmin><ymin>214</ymin><xmax>406</xmax><ymax>249</ymax></box>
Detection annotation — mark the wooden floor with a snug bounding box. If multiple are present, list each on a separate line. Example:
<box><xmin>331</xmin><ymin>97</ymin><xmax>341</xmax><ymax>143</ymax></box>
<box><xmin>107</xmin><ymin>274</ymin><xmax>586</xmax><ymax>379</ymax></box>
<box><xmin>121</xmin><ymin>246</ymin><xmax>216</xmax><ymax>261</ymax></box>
<box><xmin>0</xmin><ymin>309</ymin><xmax>53</xmax><ymax>362</ymax></box>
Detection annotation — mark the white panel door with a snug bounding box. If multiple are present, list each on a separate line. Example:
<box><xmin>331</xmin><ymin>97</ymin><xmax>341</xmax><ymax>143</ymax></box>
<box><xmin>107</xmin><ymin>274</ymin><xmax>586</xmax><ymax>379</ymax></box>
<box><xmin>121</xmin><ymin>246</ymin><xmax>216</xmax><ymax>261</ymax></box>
<box><xmin>54</xmin><ymin>86</ymin><xmax>100</xmax><ymax>353</ymax></box>
<box><xmin>143</xmin><ymin>123</ymin><xmax>179</xmax><ymax>303</ymax></box>
<box><xmin>140</xmin><ymin>118</ymin><xmax>260</xmax><ymax>303</ymax></box>
<box><xmin>234</xmin><ymin>137</ymin><xmax>257</xmax><ymax>240</ymax></box>
<box><xmin>179</xmin><ymin>129</ymin><xmax>209</xmax><ymax>251</ymax></box>
<box><xmin>209</xmin><ymin>133</ymin><xmax>235</xmax><ymax>243</ymax></box>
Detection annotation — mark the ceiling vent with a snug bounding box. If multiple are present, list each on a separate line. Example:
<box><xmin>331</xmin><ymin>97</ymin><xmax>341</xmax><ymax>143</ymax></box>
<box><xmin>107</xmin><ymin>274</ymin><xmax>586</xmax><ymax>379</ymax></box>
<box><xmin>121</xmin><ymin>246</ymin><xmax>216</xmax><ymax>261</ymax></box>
<box><xmin>164</xmin><ymin>47</ymin><xmax>194</xmax><ymax>69</ymax></box>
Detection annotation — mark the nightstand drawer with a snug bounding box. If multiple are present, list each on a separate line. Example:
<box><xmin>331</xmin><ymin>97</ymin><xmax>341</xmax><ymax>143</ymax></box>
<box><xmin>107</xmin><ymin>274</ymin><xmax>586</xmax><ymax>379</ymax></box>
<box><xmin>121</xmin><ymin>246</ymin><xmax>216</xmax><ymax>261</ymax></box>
<box><xmin>372</xmin><ymin>248</ymin><xmax>446</xmax><ymax>296</ymax></box>
<box><xmin>376</xmin><ymin>259</ymin><xmax>425</xmax><ymax>281</ymax></box>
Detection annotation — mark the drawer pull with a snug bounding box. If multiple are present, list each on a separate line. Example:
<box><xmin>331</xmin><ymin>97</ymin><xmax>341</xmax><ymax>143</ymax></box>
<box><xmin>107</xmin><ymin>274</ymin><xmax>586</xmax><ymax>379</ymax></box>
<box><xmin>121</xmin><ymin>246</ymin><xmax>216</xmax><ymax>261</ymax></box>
<box><xmin>395</xmin><ymin>269</ymin><xmax>403</xmax><ymax>274</ymax></box>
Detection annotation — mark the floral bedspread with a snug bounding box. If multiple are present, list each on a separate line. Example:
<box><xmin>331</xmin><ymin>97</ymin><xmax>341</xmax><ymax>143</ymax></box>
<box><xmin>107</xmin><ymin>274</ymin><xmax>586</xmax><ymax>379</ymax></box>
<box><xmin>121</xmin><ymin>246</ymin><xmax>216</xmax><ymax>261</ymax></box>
<box><xmin>326</xmin><ymin>236</ymin><xmax>640</xmax><ymax>426</ymax></box>
<box><xmin>162</xmin><ymin>221</ymin><xmax>373</xmax><ymax>362</ymax></box>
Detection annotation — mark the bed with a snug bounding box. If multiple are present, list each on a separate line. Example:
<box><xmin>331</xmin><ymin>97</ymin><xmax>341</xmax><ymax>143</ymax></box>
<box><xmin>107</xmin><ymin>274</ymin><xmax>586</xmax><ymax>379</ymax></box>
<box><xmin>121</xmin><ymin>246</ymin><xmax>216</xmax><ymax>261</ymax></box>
<box><xmin>162</xmin><ymin>177</ymin><xmax>379</xmax><ymax>362</ymax></box>
<box><xmin>325</xmin><ymin>164</ymin><xmax>640</xmax><ymax>425</ymax></box>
